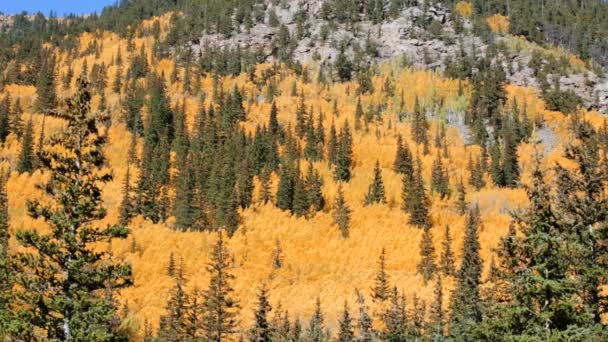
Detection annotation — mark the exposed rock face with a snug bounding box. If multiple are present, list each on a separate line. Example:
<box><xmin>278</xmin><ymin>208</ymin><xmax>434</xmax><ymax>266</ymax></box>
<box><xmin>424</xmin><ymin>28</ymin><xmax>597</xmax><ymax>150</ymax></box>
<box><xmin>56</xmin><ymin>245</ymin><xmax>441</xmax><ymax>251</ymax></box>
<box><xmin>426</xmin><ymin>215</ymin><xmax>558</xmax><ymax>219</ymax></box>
<box><xmin>187</xmin><ymin>0</ymin><xmax>607</xmax><ymax>112</ymax></box>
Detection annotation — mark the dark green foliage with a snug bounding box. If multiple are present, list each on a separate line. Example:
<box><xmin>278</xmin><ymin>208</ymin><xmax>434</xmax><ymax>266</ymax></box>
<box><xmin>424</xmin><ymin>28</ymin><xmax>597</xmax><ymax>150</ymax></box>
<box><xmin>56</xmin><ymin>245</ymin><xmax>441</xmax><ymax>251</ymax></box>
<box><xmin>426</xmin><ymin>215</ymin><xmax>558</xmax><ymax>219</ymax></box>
<box><xmin>417</xmin><ymin>227</ymin><xmax>437</xmax><ymax>284</ymax></box>
<box><xmin>249</xmin><ymin>284</ymin><xmax>272</xmax><ymax>342</ymax></box>
<box><xmin>158</xmin><ymin>265</ymin><xmax>189</xmax><ymax>341</ymax></box>
<box><xmin>449</xmin><ymin>206</ymin><xmax>483</xmax><ymax>340</ymax></box>
<box><xmin>411</xmin><ymin>97</ymin><xmax>429</xmax><ymax>148</ymax></box>
<box><xmin>122</xmin><ymin>78</ymin><xmax>144</xmax><ymax>136</ymax></box>
<box><xmin>202</xmin><ymin>233</ymin><xmax>239</xmax><ymax>342</ymax></box>
<box><xmin>8</xmin><ymin>79</ymin><xmax>132</xmax><ymax>341</ymax></box>
<box><xmin>334</xmin><ymin>121</ymin><xmax>353</xmax><ymax>182</ymax></box>
<box><xmin>136</xmin><ymin>74</ymin><xmax>174</xmax><ymax>223</ymax></box>
<box><xmin>118</xmin><ymin>164</ymin><xmax>134</xmax><ymax>226</ymax></box>
<box><xmin>305</xmin><ymin>298</ymin><xmax>329</xmax><ymax>342</ymax></box>
<box><xmin>276</xmin><ymin>165</ymin><xmax>296</xmax><ymax>212</ymax></box>
<box><xmin>327</xmin><ymin>122</ymin><xmax>338</xmax><ymax>167</ymax></box>
<box><xmin>393</xmin><ymin>134</ymin><xmax>413</xmax><ymax>177</ymax></box>
<box><xmin>371</xmin><ymin>248</ymin><xmax>390</xmax><ymax>303</ymax></box>
<box><xmin>429</xmin><ymin>275</ymin><xmax>445</xmax><ymax>341</ymax></box>
<box><xmin>440</xmin><ymin>225</ymin><xmax>456</xmax><ymax>277</ymax></box>
<box><xmin>468</xmin><ymin>153</ymin><xmax>486</xmax><ymax>191</ymax></box>
<box><xmin>35</xmin><ymin>49</ymin><xmax>57</xmax><ymax>113</ymax></box>
<box><xmin>355</xmin><ymin>291</ymin><xmax>375</xmax><ymax>341</ymax></box>
<box><xmin>364</xmin><ymin>160</ymin><xmax>386</xmax><ymax>205</ymax></box>
<box><xmin>382</xmin><ymin>287</ymin><xmax>408</xmax><ymax>342</ymax></box>
<box><xmin>337</xmin><ymin>302</ymin><xmax>354</xmax><ymax>342</ymax></box>
<box><xmin>333</xmin><ymin>184</ymin><xmax>351</xmax><ymax>238</ymax></box>
<box><xmin>402</xmin><ymin>156</ymin><xmax>431</xmax><ymax>228</ymax></box>
<box><xmin>16</xmin><ymin>119</ymin><xmax>35</xmax><ymax>173</ymax></box>
<box><xmin>456</xmin><ymin>177</ymin><xmax>468</xmax><ymax>215</ymax></box>
<box><xmin>0</xmin><ymin>97</ymin><xmax>11</xmax><ymax>143</ymax></box>
<box><xmin>431</xmin><ymin>151</ymin><xmax>450</xmax><ymax>199</ymax></box>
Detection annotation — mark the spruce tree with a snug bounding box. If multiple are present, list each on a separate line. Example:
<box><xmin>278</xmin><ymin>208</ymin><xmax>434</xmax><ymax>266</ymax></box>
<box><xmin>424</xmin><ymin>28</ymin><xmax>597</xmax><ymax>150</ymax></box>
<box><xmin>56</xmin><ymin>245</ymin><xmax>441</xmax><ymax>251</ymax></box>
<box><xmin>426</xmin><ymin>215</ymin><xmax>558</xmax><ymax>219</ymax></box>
<box><xmin>403</xmin><ymin>156</ymin><xmax>431</xmax><ymax>228</ymax></box>
<box><xmin>334</xmin><ymin>121</ymin><xmax>353</xmax><ymax>182</ymax></box>
<box><xmin>0</xmin><ymin>97</ymin><xmax>10</xmax><ymax>143</ymax></box>
<box><xmin>249</xmin><ymin>283</ymin><xmax>272</xmax><ymax>342</ymax></box>
<box><xmin>411</xmin><ymin>97</ymin><xmax>429</xmax><ymax>148</ymax></box>
<box><xmin>429</xmin><ymin>275</ymin><xmax>445</xmax><ymax>341</ymax></box>
<box><xmin>35</xmin><ymin>49</ymin><xmax>57</xmax><ymax>113</ymax></box>
<box><xmin>337</xmin><ymin>302</ymin><xmax>354</xmax><ymax>342</ymax></box>
<box><xmin>440</xmin><ymin>225</ymin><xmax>456</xmax><ymax>277</ymax></box>
<box><xmin>456</xmin><ymin>177</ymin><xmax>468</xmax><ymax>215</ymax></box>
<box><xmin>371</xmin><ymin>248</ymin><xmax>390</xmax><ymax>303</ymax></box>
<box><xmin>9</xmin><ymin>78</ymin><xmax>132</xmax><ymax>341</ymax></box>
<box><xmin>16</xmin><ymin>119</ymin><xmax>35</xmax><ymax>173</ymax></box>
<box><xmin>364</xmin><ymin>160</ymin><xmax>386</xmax><ymax>205</ymax></box>
<box><xmin>304</xmin><ymin>162</ymin><xmax>325</xmax><ymax>212</ymax></box>
<box><xmin>393</xmin><ymin>134</ymin><xmax>413</xmax><ymax>177</ymax></box>
<box><xmin>382</xmin><ymin>287</ymin><xmax>408</xmax><ymax>342</ymax></box>
<box><xmin>356</xmin><ymin>291</ymin><xmax>374</xmax><ymax>341</ymax></box>
<box><xmin>431</xmin><ymin>151</ymin><xmax>450</xmax><ymax>199</ymax></box>
<box><xmin>449</xmin><ymin>206</ymin><xmax>483</xmax><ymax>340</ymax></box>
<box><xmin>202</xmin><ymin>233</ymin><xmax>239</xmax><ymax>342</ymax></box>
<box><xmin>417</xmin><ymin>227</ymin><xmax>437</xmax><ymax>284</ymax></box>
<box><xmin>158</xmin><ymin>264</ymin><xmax>189</xmax><ymax>341</ymax></box>
<box><xmin>118</xmin><ymin>163</ymin><xmax>134</xmax><ymax>226</ymax></box>
<box><xmin>332</xmin><ymin>184</ymin><xmax>351</xmax><ymax>238</ymax></box>
<box><xmin>327</xmin><ymin>122</ymin><xmax>338</xmax><ymax>166</ymax></box>
<box><xmin>305</xmin><ymin>298</ymin><xmax>328</xmax><ymax>342</ymax></box>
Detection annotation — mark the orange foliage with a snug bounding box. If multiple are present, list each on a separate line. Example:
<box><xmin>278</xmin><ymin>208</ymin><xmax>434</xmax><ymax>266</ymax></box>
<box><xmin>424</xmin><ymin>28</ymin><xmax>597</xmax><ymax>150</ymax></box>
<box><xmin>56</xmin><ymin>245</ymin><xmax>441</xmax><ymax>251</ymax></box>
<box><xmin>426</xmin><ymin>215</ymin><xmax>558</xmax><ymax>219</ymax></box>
<box><xmin>486</xmin><ymin>14</ymin><xmax>509</xmax><ymax>34</ymax></box>
<box><xmin>2</xmin><ymin>14</ymin><xmax>592</xmax><ymax>340</ymax></box>
<box><xmin>454</xmin><ymin>1</ymin><xmax>474</xmax><ymax>19</ymax></box>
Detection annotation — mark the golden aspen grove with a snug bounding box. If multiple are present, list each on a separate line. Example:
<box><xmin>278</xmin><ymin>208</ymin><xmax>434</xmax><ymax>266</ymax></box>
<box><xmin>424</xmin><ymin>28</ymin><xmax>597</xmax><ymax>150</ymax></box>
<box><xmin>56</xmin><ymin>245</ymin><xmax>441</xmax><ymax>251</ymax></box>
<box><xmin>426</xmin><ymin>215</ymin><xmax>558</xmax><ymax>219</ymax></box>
<box><xmin>0</xmin><ymin>0</ymin><xmax>608</xmax><ymax>341</ymax></box>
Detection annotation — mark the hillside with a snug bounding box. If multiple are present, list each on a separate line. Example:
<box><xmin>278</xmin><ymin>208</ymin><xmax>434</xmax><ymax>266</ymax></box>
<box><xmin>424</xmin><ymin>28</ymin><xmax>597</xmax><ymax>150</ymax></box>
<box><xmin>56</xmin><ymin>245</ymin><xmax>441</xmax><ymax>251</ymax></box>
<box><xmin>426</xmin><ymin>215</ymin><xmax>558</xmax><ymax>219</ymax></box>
<box><xmin>0</xmin><ymin>1</ymin><xmax>608</xmax><ymax>341</ymax></box>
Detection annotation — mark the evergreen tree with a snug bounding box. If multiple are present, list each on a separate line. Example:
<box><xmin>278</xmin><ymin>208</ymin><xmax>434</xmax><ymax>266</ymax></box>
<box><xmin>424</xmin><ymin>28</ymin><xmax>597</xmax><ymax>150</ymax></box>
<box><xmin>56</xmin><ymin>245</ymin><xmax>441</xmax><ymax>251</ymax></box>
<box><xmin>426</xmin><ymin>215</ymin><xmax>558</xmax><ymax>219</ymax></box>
<box><xmin>456</xmin><ymin>177</ymin><xmax>468</xmax><ymax>215</ymax></box>
<box><xmin>334</xmin><ymin>121</ymin><xmax>353</xmax><ymax>182</ymax></box>
<box><xmin>371</xmin><ymin>248</ymin><xmax>390</xmax><ymax>303</ymax></box>
<box><xmin>411</xmin><ymin>294</ymin><xmax>426</xmax><ymax>340</ymax></box>
<box><xmin>468</xmin><ymin>154</ymin><xmax>486</xmax><ymax>191</ymax></box>
<box><xmin>122</xmin><ymin>79</ymin><xmax>144</xmax><ymax>135</ymax></box>
<box><xmin>431</xmin><ymin>151</ymin><xmax>450</xmax><ymax>199</ymax></box>
<box><xmin>393</xmin><ymin>134</ymin><xmax>413</xmax><ymax>177</ymax></box>
<box><xmin>16</xmin><ymin>119</ymin><xmax>35</xmax><ymax>173</ymax></box>
<box><xmin>8</xmin><ymin>78</ymin><xmax>132</xmax><ymax>341</ymax></box>
<box><xmin>249</xmin><ymin>283</ymin><xmax>272</xmax><ymax>342</ymax></box>
<box><xmin>118</xmin><ymin>164</ymin><xmax>134</xmax><ymax>226</ymax></box>
<box><xmin>158</xmin><ymin>264</ymin><xmax>189</xmax><ymax>341</ymax></box>
<box><xmin>332</xmin><ymin>184</ymin><xmax>351</xmax><ymax>238</ymax></box>
<box><xmin>304</xmin><ymin>162</ymin><xmax>325</xmax><ymax>212</ymax></box>
<box><xmin>449</xmin><ymin>206</ymin><xmax>483</xmax><ymax>340</ymax></box>
<box><xmin>11</xmin><ymin>98</ymin><xmax>24</xmax><ymax>138</ymax></box>
<box><xmin>35</xmin><ymin>49</ymin><xmax>57</xmax><ymax>113</ymax></box>
<box><xmin>364</xmin><ymin>160</ymin><xmax>386</xmax><ymax>205</ymax></box>
<box><xmin>0</xmin><ymin>97</ymin><xmax>10</xmax><ymax>143</ymax></box>
<box><xmin>411</xmin><ymin>97</ymin><xmax>429</xmax><ymax>148</ymax></box>
<box><xmin>403</xmin><ymin>156</ymin><xmax>431</xmax><ymax>228</ymax></box>
<box><xmin>305</xmin><ymin>298</ymin><xmax>328</xmax><ymax>342</ymax></box>
<box><xmin>327</xmin><ymin>122</ymin><xmax>338</xmax><ymax>166</ymax></box>
<box><xmin>202</xmin><ymin>233</ymin><xmax>239</xmax><ymax>342</ymax></box>
<box><xmin>429</xmin><ymin>275</ymin><xmax>445</xmax><ymax>341</ymax></box>
<box><xmin>440</xmin><ymin>225</ymin><xmax>456</xmax><ymax>277</ymax></box>
<box><xmin>382</xmin><ymin>287</ymin><xmax>408</xmax><ymax>342</ymax></box>
<box><xmin>337</xmin><ymin>302</ymin><xmax>354</xmax><ymax>342</ymax></box>
<box><xmin>417</xmin><ymin>227</ymin><xmax>437</xmax><ymax>284</ymax></box>
<box><xmin>276</xmin><ymin>166</ymin><xmax>295</xmax><ymax>212</ymax></box>
<box><xmin>356</xmin><ymin>291</ymin><xmax>374</xmax><ymax>341</ymax></box>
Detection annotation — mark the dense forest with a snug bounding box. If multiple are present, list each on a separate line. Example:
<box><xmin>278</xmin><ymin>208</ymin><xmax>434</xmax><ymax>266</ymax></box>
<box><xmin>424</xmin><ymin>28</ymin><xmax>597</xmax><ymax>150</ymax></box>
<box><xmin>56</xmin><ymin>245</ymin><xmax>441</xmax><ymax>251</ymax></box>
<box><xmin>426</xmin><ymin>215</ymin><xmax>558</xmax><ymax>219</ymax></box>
<box><xmin>0</xmin><ymin>0</ymin><xmax>607</xmax><ymax>341</ymax></box>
